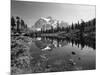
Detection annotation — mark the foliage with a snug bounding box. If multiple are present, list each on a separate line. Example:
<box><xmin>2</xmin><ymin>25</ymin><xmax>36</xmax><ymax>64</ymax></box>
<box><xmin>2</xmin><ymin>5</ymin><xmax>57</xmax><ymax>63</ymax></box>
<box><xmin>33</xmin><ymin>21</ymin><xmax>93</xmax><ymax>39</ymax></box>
<box><xmin>11</xmin><ymin>16</ymin><xmax>28</xmax><ymax>33</ymax></box>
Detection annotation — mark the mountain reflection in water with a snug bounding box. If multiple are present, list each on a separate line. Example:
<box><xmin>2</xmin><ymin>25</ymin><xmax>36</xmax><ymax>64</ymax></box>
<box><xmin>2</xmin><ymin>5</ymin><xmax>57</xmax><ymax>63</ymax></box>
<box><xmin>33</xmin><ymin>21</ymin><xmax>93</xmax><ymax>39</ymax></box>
<box><xmin>29</xmin><ymin>36</ymin><xmax>96</xmax><ymax>73</ymax></box>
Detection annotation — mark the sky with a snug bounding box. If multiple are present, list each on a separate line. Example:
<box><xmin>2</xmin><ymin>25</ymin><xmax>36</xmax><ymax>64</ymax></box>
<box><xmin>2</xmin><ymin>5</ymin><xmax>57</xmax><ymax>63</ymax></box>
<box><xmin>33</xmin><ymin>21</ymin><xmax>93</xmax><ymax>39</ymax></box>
<box><xmin>11</xmin><ymin>0</ymin><xmax>96</xmax><ymax>27</ymax></box>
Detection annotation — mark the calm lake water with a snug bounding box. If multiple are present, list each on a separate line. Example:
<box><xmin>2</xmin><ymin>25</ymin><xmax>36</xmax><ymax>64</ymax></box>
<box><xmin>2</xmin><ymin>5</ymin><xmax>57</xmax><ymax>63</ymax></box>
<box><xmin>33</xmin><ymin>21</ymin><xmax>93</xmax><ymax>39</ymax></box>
<box><xmin>29</xmin><ymin>36</ymin><xmax>96</xmax><ymax>72</ymax></box>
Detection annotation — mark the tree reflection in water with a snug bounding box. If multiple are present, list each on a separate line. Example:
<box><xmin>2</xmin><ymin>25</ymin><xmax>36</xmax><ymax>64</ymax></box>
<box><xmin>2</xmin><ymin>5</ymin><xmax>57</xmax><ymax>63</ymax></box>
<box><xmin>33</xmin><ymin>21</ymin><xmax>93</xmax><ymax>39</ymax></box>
<box><xmin>34</xmin><ymin>36</ymin><xmax>95</xmax><ymax>50</ymax></box>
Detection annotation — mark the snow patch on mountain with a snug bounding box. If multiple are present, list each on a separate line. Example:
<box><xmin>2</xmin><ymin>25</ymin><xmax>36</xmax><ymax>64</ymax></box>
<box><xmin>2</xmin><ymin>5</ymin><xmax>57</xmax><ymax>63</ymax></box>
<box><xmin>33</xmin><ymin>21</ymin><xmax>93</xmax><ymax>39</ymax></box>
<box><xmin>40</xmin><ymin>17</ymin><xmax>50</xmax><ymax>22</ymax></box>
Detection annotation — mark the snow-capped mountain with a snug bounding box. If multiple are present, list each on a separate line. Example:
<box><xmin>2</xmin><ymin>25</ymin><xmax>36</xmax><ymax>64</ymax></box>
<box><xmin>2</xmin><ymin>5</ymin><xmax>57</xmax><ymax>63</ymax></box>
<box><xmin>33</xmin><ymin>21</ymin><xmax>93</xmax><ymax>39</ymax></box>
<box><xmin>59</xmin><ymin>21</ymin><xmax>68</xmax><ymax>28</ymax></box>
<box><xmin>33</xmin><ymin>16</ymin><xmax>68</xmax><ymax>31</ymax></box>
<box><xmin>33</xmin><ymin>17</ymin><xmax>51</xmax><ymax>31</ymax></box>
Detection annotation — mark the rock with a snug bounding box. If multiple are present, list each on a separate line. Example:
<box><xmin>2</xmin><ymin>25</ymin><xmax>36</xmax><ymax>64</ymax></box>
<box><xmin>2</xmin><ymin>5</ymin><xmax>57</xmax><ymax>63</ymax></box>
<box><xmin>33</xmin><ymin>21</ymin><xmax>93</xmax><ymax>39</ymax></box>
<box><xmin>72</xmin><ymin>52</ymin><xmax>76</xmax><ymax>55</ymax></box>
<box><xmin>78</xmin><ymin>57</ymin><xmax>81</xmax><ymax>60</ymax></box>
<box><xmin>69</xmin><ymin>59</ymin><xmax>76</xmax><ymax>66</ymax></box>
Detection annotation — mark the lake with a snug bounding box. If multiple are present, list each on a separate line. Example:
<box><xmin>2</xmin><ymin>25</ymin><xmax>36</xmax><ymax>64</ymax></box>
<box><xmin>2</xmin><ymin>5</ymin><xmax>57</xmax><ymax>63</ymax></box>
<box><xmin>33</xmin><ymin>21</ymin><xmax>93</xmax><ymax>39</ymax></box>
<box><xmin>29</xmin><ymin>36</ymin><xmax>96</xmax><ymax>72</ymax></box>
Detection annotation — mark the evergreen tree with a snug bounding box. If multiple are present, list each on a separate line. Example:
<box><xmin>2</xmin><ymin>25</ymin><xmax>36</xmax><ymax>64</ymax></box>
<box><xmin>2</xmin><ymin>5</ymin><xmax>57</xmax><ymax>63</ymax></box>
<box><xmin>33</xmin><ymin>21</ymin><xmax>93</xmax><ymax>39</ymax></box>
<box><xmin>11</xmin><ymin>16</ymin><xmax>16</xmax><ymax>30</ymax></box>
<box><xmin>57</xmin><ymin>21</ymin><xmax>60</xmax><ymax>32</ymax></box>
<box><xmin>80</xmin><ymin>19</ymin><xmax>85</xmax><ymax>32</ymax></box>
<box><xmin>71</xmin><ymin>22</ymin><xmax>74</xmax><ymax>30</ymax></box>
<box><xmin>16</xmin><ymin>16</ymin><xmax>20</xmax><ymax>32</ymax></box>
<box><xmin>21</xmin><ymin>19</ymin><xmax>25</xmax><ymax>28</ymax></box>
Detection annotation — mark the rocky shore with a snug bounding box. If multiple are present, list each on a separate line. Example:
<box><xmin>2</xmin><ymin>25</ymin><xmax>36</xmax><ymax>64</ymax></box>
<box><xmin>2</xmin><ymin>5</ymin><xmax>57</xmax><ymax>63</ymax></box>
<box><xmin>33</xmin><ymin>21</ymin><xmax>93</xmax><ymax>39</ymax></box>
<box><xmin>11</xmin><ymin>35</ymin><xmax>33</xmax><ymax>74</ymax></box>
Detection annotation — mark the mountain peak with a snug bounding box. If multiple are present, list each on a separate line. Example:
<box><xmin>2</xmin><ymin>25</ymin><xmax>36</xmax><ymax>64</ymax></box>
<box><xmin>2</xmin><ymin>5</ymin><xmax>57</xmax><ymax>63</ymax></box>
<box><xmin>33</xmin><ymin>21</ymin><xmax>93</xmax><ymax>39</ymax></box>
<box><xmin>40</xmin><ymin>17</ymin><xmax>50</xmax><ymax>22</ymax></box>
<box><xmin>33</xmin><ymin>16</ymin><xmax>69</xmax><ymax>31</ymax></box>
<box><xmin>46</xmin><ymin>16</ymin><xmax>52</xmax><ymax>19</ymax></box>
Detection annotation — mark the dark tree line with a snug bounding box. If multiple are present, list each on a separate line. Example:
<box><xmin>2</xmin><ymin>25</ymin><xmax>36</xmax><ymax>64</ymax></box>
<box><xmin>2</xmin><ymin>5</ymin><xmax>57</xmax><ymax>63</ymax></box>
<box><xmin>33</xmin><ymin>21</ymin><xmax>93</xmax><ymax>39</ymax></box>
<box><xmin>11</xmin><ymin>16</ymin><xmax>28</xmax><ymax>33</ymax></box>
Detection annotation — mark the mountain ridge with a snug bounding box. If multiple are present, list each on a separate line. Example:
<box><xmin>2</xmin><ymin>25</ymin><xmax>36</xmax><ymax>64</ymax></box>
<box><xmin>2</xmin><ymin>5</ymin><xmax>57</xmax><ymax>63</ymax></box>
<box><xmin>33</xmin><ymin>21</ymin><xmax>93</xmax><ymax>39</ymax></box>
<box><xmin>32</xmin><ymin>16</ymin><xmax>69</xmax><ymax>31</ymax></box>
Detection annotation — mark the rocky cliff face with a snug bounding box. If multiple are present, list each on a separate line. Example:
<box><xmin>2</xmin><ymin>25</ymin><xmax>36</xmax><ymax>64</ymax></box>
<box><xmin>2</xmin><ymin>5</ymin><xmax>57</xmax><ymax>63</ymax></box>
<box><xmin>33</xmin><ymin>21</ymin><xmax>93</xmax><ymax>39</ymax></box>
<box><xmin>32</xmin><ymin>16</ymin><xmax>69</xmax><ymax>31</ymax></box>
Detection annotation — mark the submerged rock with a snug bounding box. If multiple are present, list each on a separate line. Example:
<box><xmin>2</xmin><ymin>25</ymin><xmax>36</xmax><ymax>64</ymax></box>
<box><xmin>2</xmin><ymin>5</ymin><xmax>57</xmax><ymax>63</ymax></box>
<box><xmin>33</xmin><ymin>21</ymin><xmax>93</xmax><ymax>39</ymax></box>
<box><xmin>69</xmin><ymin>59</ymin><xmax>76</xmax><ymax>66</ymax></box>
<box><xmin>78</xmin><ymin>57</ymin><xmax>81</xmax><ymax>60</ymax></box>
<box><xmin>72</xmin><ymin>52</ymin><xmax>76</xmax><ymax>55</ymax></box>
